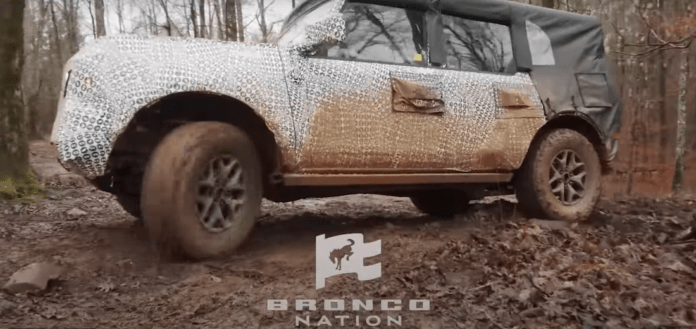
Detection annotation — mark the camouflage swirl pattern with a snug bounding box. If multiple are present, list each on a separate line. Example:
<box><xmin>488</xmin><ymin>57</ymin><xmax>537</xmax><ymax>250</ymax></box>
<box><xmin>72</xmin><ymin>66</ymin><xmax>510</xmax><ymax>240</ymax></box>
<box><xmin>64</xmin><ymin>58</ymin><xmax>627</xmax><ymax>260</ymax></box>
<box><xmin>51</xmin><ymin>0</ymin><xmax>546</xmax><ymax>179</ymax></box>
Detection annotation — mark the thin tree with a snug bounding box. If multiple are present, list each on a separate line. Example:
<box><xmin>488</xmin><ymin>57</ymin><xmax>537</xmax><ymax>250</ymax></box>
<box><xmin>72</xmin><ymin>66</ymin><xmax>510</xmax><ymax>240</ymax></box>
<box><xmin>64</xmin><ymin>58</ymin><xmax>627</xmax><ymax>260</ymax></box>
<box><xmin>85</xmin><ymin>0</ymin><xmax>97</xmax><ymax>38</ymax></box>
<box><xmin>49</xmin><ymin>0</ymin><xmax>62</xmax><ymax>61</ymax></box>
<box><xmin>61</xmin><ymin>0</ymin><xmax>80</xmax><ymax>54</ymax></box>
<box><xmin>214</xmin><ymin>0</ymin><xmax>223</xmax><ymax>39</ymax></box>
<box><xmin>0</xmin><ymin>0</ymin><xmax>29</xmax><ymax>187</ymax></box>
<box><xmin>257</xmin><ymin>0</ymin><xmax>267</xmax><ymax>42</ymax></box>
<box><xmin>149</xmin><ymin>0</ymin><xmax>158</xmax><ymax>34</ymax></box>
<box><xmin>115</xmin><ymin>0</ymin><xmax>124</xmax><ymax>33</ymax></box>
<box><xmin>225</xmin><ymin>0</ymin><xmax>238</xmax><ymax>41</ymax></box>
<box><xmin>199</xmin><ymin>0</ymin><xmax>206</xmax><ymax>37</ymax></box>
<box><xmin>94</xmin><ymin>0</ymin><xmax>106</xmax><ymax>37</ymax></box>
<box><xmin>24</xmin><ymin>0</ymin><xmax>50</xmax><ymax>139</ymax></box>
<box><xmin>253</xmin><ymin>0</ymin><xmax>283</xmax><ymax>42</ymax></box>
<box><xmin>190</xmin><ymin>0</ymin><xmax>198</xmax><ymax>37</ymax></box>
<box><xmin>235</xmin><ymin>0</ymin><xmax>243</xmax><ymax>41</ymax></box>
<box><xmin>157</xmin><ymin>0</ymin><xmax>173</xmax><ymax>36</ymax></box>
<box><xmin>207</xmin><ymin>0</ymin><xmax>214</xmax><ymax>38</ymax></box>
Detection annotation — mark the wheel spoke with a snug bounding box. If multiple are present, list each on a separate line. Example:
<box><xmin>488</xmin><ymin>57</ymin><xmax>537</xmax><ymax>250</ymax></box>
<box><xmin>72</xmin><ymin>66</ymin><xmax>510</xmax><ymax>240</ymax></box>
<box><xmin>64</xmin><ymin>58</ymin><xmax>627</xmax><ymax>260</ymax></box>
<box><xmin>227</xmin><ymin>160</ymin><xmax>242</xmax><ymax>180</ymax></box>
<box><xmin>565</xmin><ymin>184</ymin><xmax>582</xmax><ymax>203</ymax></box>
<box><xmin>217</xmin><ymin>157</ymin><xmax>236</xmax><ymax>181</ymax></box>
<box><xmin>569</xmin><ymin>171</ymin><xmax>586</xmax><ymax>186</ymax></box>
<box><xmin>549</xmin><ymin>166</ymin><xmax>563</xmax><ymax>185</ymax></box>
<box><xmin>222</xmin><ymin>197</ymin><xmax>244</xmax><ymax>217</ymax></box>
<box><xmin>552</xmin><ymin>183</ymin><xmax>565</xmax><ymax>200</ymax></box>
<box><xmin>196</xmin><ymin>154</ymin><xmax>246</xmax><ymax>233</ymax></box>
<box><xmin>204</xmin><ymin>202</ymin><xmax>225</xmax><ymax>229</ymax></box>
<box><xmin>225</xmin><ymin>163</ymin><xmax>245</xmax><ymax>191</ymax></box>
<box><xmin>568</xmin><ymin>154</ymin><xmax>584</xmax><ymax>172</ymax></box>
<box><xmin>555</xmin><ymin>151</ymin><xmax>569</xmax><ymax>171</ymax></box>
<box><xmin>196</xmin><ymin>194</ymin><xmax>214</xmax><ymax>218</ymax></box>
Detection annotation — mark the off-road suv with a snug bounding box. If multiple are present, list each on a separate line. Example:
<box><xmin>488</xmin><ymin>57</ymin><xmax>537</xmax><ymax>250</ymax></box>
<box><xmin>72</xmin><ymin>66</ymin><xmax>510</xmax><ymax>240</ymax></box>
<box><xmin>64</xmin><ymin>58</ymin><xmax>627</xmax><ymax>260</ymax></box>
<box><xmin>51</xmin><ymin>0</ymin><xmax>622</xmax><ymax>259</ymax></box>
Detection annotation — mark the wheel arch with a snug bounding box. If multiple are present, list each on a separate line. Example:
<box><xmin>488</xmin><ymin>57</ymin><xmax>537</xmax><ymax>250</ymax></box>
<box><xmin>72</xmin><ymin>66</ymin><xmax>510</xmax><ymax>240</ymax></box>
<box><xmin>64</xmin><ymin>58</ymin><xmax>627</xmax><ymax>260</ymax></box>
<box><xmin>530</xmin><ymin>112</ymin><xmax>611</xmax><ymax>174</ymax></box>
<box><xmin>103</xmin><ymin>91</ymin><xmax>288</xmax><ymax>198</ymax></box>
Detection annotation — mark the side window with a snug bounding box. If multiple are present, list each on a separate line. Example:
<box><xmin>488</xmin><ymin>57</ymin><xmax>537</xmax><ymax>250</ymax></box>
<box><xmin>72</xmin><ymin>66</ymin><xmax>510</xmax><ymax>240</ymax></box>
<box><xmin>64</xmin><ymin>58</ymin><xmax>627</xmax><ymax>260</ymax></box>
<box><xmin>442</xmin><ymin>15</ymin><xmax>514</xmax><ymax>73</ymax></box>
<box><xmin>320</xmin><ymin>3</ymin><xmax>425</xmax><ymax>65</ymax></box>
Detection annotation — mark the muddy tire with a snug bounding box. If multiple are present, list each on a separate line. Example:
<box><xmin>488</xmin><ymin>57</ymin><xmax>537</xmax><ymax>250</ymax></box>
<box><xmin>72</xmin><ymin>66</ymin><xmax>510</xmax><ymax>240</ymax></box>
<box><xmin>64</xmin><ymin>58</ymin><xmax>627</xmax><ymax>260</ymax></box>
<box><xmin>514</xmin><ymin>128</ymin><xmax>601</xmax><ymax>222</ymax></box>
<box><xmin>140</xmin><ymin>122</ymin><xmax>263</xmax><ymax>260</ymax></box>
<box><xmin>410</xmin><ymin>191</ymin><xmax>470</xmax><ymax>218</ymax></box>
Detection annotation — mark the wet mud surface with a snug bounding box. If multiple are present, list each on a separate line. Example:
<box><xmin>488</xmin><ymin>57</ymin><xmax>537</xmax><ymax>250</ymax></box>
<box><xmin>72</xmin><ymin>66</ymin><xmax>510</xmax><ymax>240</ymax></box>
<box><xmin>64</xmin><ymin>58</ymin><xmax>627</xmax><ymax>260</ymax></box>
<box><xmin>1</xmin><ymin>141</ymin><xmax>696</xmax><ymax>328</ymax></box>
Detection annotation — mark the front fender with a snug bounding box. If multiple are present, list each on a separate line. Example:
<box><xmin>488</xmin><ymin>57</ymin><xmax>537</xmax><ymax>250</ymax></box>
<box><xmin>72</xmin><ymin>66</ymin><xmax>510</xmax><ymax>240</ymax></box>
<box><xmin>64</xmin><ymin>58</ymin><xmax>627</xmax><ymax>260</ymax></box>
<box><xmin>51</xmin><ymin>34</ymin><xmax>295</xmax><ymax>178</ymax></box>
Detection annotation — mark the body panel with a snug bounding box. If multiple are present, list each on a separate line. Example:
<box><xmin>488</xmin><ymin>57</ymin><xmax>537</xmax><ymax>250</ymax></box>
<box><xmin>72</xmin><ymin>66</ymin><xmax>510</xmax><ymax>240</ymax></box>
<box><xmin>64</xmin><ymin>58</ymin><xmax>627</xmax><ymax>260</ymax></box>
<box><xmin>51</xmin><ymin>35</ymin><xmax>296</xmax><ymax>178</ymax></box>
<box><xmin>284</xmin><ymin>54</ymin><xmax>545</xmax><ymax>171</ymax></box>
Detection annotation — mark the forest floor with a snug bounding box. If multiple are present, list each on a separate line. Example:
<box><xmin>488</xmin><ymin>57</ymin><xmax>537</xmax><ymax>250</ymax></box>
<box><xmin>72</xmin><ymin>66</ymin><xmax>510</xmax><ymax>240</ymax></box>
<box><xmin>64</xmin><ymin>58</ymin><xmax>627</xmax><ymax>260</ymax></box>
<box><xmin>1</xmin><ymin>140</ymin><xmax>696</xmax><ymax>329</ymax></box>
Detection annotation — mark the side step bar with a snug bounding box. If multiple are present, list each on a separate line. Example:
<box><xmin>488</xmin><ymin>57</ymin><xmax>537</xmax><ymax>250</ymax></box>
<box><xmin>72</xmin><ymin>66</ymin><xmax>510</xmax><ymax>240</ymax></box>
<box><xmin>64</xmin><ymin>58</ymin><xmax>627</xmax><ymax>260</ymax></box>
<box><xmin>282</xmin><ymin>173</ymin><xmax>513</xmax><ymax>186</ymax></box>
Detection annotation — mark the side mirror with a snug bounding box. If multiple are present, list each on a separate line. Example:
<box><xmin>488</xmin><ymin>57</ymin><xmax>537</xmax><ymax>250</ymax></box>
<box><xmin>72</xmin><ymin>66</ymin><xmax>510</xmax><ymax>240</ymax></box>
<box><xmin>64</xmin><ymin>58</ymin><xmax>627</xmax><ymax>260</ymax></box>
<box><xmin>292</xmin><ymin>14</ymin><xmax>346</xmax><ymax>56</ymax></box>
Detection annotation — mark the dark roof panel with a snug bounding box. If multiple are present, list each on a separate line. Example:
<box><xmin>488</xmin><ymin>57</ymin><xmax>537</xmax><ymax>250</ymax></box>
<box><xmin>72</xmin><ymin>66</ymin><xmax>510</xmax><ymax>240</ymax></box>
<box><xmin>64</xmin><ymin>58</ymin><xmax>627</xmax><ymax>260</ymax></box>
<box><xmin>441</xmin><ymin>0</ymin><xmax>511</xmax><ymax>25</ymax></box>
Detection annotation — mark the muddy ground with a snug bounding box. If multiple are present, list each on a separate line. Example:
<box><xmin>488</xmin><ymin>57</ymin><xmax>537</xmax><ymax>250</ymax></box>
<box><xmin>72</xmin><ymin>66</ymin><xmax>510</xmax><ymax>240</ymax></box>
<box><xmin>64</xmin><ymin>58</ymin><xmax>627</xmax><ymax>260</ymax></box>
<box><xmin>1</xmin><ymin>140</ymin><xmax>696</xmax><ymax>329</ymax></box>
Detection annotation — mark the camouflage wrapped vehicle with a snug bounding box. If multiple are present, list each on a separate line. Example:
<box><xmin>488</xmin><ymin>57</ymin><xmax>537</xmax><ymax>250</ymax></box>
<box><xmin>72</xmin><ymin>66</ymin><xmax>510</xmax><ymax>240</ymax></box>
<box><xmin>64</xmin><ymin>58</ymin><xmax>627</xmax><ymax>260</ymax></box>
<box><xmin>51</xmin><ymin>0</ymin><xmax>622</xmax><ymax>259</ymax></box>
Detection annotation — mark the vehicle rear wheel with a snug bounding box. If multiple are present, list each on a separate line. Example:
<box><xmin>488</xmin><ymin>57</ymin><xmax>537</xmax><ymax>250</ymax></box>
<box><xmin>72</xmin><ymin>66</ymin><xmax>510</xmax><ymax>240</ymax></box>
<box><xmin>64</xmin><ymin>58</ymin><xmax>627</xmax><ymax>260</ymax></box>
<box><xmin>514</xmin><ymin>128</ymin><xmax>601</xmax><ymax>222</ymax></box>
<box><xmin>140</xmin><ymin>121</ymin><xmax>263</xmax><ymax>260</ymax></box>
<box><xmin>410</xmin><ymin>191</ymin><xmax>471</xmax><ymax>218</ymax></box>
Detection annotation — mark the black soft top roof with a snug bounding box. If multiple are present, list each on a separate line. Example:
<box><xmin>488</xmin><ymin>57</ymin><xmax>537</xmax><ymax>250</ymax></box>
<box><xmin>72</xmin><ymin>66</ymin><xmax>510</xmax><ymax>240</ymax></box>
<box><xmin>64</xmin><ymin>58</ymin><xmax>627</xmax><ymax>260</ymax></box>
<box><xmin>355</xmin><ymin>0</ymin><xmax>600</xmax><ymax>25</ymax></box>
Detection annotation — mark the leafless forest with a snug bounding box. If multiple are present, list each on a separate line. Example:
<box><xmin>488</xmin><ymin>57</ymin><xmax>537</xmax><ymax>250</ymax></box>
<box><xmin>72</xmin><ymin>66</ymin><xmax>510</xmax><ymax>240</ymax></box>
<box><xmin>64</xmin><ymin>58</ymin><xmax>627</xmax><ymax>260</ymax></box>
<box><xmin>1</xmin><ymin>0</ymin><xmax>696</xmax><ymax>328</ymax></box>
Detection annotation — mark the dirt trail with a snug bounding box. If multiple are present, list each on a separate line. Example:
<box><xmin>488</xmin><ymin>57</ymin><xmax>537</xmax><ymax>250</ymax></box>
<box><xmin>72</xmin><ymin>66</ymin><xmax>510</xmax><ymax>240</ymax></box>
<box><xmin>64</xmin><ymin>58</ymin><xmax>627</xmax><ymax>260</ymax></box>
<box><xmin>1</xmin><ymin>140</ymin><xmax>696</xmax><ymax>328</ymax></box>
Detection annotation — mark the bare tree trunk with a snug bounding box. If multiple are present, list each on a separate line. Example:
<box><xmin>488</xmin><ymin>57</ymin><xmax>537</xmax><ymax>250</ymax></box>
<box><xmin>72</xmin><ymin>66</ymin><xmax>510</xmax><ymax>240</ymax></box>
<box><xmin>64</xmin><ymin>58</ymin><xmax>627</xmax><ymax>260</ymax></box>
<box><xmin>258</xmin><ymin>0</ymin><xmax>267</xmax><ymax>42</ymax></box>
<box><xmin>24</xmin><ymin>0</ymin><xmax>49</xmax><ymax>140</ymax></box>
<box><xmin>208</xmin><ymin>0</ymin><xmax>213</xmax><ymax>38</ymax></box>
<box><xmin>49</xmin><ymin>0</ymin><xmax>62</xmax><ymax>62</ymax></box>
<box><xmin>62</xmin><ymin>0</ymin><xmax>79</xmax><ymax>54</ymax></box>
<box><xmin>181</xmin><ymin>0</ymin><xmax>189</xmax><ymax>36</ymax></box>
<box><xmin>199</xmin><ymin>0</ymin><xmax>206</xmax><ymax>38</ymax></box>
<box><xmin>542</xmin><ymin>0</ymin><xmax>554</xmax><ymax>8</ymax></box>
<box><xmin>158</xmin><ymin>0</ymin><xmax>172</xmax><ymax>36</ymax></box>
<box><xmin>95</xmin><ymin>0</ymin><xmax>106</xmax><ymax>37</ymax></box>
<box><xmin>225</xmin><ymin>0</ymin><xmax>237</xmax><ymax>41</ymax></box>
<box><xmin>149</xmin><ymin>0</ymin><xmax>158</xmax><ymax>35</ymax></box>
<box><xmin>115</xmin><ymin>0</ymin><xmax>124</xmax><ymax>33</ymax></box>
<box><xmin>190</xmin><ymin>0</ymin><xmax>198</xmax><ymax>37</ymax></box>
<box><xmin>214</xmin><ymin>0</ymin><xmax>223</xmax><ymax>39</ymax></box>
<box><xmin>672</xmin><ymin>47</ymin><xmax>689</xmax><ymax>192</ymax></box>
<box><xmin>0</xmin><ymin>0</ymin><xmax>28</xmax><ymax>181</ymax></box>
<box><xmin>31</xmin><ymin>0</ymin><xmax>49</xmax><ymax>52</ymax></box>
<box><xmin>235</xmin><ymin>0</ymin><xmax>243</xmax><ymax>41</ymax></box>
<box><xmin>85</xmin><ymin>0</ymin><xmax>97</xmax><ymax>39</ymax></box>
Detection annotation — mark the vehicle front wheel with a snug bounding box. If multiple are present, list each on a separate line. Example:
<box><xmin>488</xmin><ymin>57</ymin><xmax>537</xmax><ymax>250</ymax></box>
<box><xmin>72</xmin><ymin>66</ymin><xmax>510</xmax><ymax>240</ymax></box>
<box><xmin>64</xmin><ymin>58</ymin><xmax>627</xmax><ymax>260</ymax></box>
<box><xmin>140</xmin><ymin>122</ymin><xmax>263</xmax><ymax>260</ymax></box>
<box><xmin>514</xmin><ymin>128</ymin><xmax>602</xmax><ymax>222</ymax></box>
<box><xmin>410</xmin><ymin>191</ymin><xmax>471</xmax><ymax>218</ymax></box>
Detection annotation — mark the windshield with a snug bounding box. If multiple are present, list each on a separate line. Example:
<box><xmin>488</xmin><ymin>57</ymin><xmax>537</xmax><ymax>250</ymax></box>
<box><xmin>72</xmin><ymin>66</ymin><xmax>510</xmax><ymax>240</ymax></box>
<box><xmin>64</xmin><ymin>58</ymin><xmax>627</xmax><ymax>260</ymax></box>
<box><xmin>276</xmin><ymin>0</ymin><xmax>341</xmax><ymax>46</ymax></box>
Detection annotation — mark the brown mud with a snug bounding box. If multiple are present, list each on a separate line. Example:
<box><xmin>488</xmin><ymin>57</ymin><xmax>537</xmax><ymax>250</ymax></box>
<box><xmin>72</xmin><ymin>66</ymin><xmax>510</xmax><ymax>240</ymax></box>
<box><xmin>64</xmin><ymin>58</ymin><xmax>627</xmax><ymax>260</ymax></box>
<box><xmin>1</xmin><ymin>140</ymin><xmax>695</xmax><ymax>328</ymax></box>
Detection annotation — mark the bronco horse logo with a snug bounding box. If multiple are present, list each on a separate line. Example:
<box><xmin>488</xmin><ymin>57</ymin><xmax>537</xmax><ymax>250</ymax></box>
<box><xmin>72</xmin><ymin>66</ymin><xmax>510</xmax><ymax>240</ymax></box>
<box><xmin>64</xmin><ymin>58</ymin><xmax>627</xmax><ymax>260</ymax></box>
<box><xmin>329</xmin><ymin>239</ymin><xmax>355</xmax><ymax>270</ymax></box>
